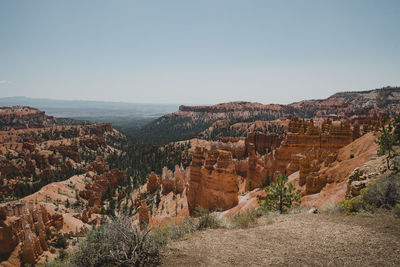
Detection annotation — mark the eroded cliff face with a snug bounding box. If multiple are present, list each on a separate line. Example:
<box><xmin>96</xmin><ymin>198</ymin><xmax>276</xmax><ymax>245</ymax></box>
<box><xmin>245</xmin><ymin>132</ymin><xmax>283</xmax><ymax>155</ymax></box>
<box><xmin>297</xmin><ymin>132</ymin><xmax>380</xmax><ymax>207</ymax></box>
<box><xmin>244</xmin><ymin>143</ymin><xmax>269</xmax><ymax>191</ymax></box>
<box><xmin>233</xmin><ymin>117</ymin><xmax>380</xmax><ymax>197</ymax></box>
<box><xmin>187</xmin><ymin>147</ymin><xmax>238</xmax><ymax>214</ymax></box>
<box><xmin>266</xmin><ymin>118</ymin><xmax>353</xmax><ymax>178</ymax></box>
<box><xmin>0</xmin><ymin>200</ymin><xmax>64</xmax><ymax>265</ymax></box>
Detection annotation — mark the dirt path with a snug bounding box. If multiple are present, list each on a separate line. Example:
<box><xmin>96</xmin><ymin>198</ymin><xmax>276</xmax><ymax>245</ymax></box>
<box><xmin>161</xmin><ymin>213</ymin><xmax>400</xmax><ymax>266</ymax></box>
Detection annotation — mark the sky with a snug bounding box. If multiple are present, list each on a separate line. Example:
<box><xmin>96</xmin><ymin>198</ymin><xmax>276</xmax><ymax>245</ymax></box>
<box><xmin>0</xmin><ymin>0</ymin><xmax>399</xmax><ymax>105</ymax></box>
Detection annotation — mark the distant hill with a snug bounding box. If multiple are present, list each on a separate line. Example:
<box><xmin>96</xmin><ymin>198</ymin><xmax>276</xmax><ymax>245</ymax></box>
<box><xmin>0</xmin><ymin>96</ymin><xmax>179</xmax><ymax>133</ymax></box>
<box><xmin>138</xmin><ymin>87</ymin><xmax>400</xmax><ymax>144</ymax></box>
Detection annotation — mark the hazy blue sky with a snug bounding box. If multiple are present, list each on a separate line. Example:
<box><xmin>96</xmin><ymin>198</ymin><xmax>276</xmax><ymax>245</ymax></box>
<box><xmin>0</xmin><ymin>0</ymin><xmax>399</xmax><ymax>104</ymax></box>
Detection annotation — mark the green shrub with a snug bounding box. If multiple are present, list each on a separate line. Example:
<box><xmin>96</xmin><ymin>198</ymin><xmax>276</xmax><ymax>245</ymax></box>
<box><xmin>338</xmin><ymin>196</ymin><xmax>371</xmax><ymax>214</ymax></box>
<box><xmin>58</xmin><ymin>248</ymin><xmax>68</xmax><ymax>261</ymax></box>
<box><xmin>339</xmin><ymin>174</ymin><xmax>400</xmax><ymax>214</ymax></box>
<box><xmin>54</xmin><ymin>234</ymin><xmax>68</xmax><ymax>249</ymax></box>
<box><xmin>71</xmin><ymin>215</ymin><xmax>164</xmax><ymax>267</ymax></box>
<box><xmin>195</xmin><ymin>207</ymin><xmax>221</xmax><ymax>230</ymax></box>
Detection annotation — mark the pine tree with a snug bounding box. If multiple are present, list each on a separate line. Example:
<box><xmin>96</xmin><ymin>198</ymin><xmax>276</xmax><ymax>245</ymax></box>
<box><xmin>376</xmin><ymin>120</ymin><xmax>398</xmax><ymax>170</ymax></box>
<box><xmin>261</xmin><ymin>174</ymin><xmax>301</xmax><ymax>214</ymax></box>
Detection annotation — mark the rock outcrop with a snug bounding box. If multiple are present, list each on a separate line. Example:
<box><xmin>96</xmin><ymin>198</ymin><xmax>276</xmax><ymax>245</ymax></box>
<box><xmin>145</xmin><ymin>165</ymin><xmax>187</xmax><ymax>196</ymax></box>
<box><xmin>245</xmin><ymin>143</ymin><xmax>268</xmax><ymax>191</ymax></box>
<box><xmin>0</xmin><ymin>106</ymin><xmax>57</xmax><ymax>130</ymax></box>
<box><xmin>147</xmin><ymin>172</ymin><xmax>161</xmax><ymax>194</ymax></box>
<box><xmin>139</xmin><ymin>199</ymin><xmax>150</xmax><ymax>230</ymax></box>
<box><xmin>79</xmin><ymin>169</ymin><xmax>125</xmax><ymax>209</ymax></box>
<box><xmin>187</xmin><ymin>147</ymin><xmax>238</xmax><ymax>214</ymax></box>
<box><xmin>266</xmin><ymin>118</ymin><xmax>354</xmax><ymax>181</ymax></box>
<box><xmin>0</xmin><ymin>200</ymin><xmax>59</xmax><ymax>265</ymax></box>
<box><xmin>83</xmin><ymin>156</ymin><xmax>109</xmax><ymax>174</ymax></box>
<box><xmin>245</xmin><ymin>132</ymin><xmax>282</xmax><ymax>155</ymax></box>
<box><xmin>297</xmin><ymin>132</ymin><xmax>379</xmax><ymax>207</ymax></box>
<box><xmin>345</xmin><ymin>155</ymin><xmax>392</xmax><ymax>199</ymax></box>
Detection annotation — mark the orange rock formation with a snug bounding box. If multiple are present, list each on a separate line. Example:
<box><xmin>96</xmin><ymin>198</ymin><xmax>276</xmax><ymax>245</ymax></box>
<box><xmin>147</xmin><ymin>172</ymin><xmax>161</xmax><ymax>194</ymax></box>
<box><xmin>79</xmin><ymin>169</ymin><xmax>125</xmax><ymax>209</ymax></box>
<box><xmin>245</xmin><ymin>132</ymin><xmax>282</xmax><ymax>155</ymax></box>
<box><xmin>0</xmin><ymin>200</ymin><xmax>61</xmax><ymax>265</ymax></box>
<box><xmin>139</xmin><ymin>199</ymin><xmax>150</xmax><ymax>230</ymax></box>
<box><xmin>266</xmin><ymin>118</ymin><xmax>353</xmax><ymax>180</ymax></box>
<box><xmin>187</xmin><ymin>147</ymin><xmax>238</xmax><ymax>214</ymax></box>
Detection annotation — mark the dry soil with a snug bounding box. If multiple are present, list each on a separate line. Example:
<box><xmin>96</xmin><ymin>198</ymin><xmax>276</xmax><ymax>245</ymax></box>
<box><xmin>161</xmin><ymin>212</ymin><xmax>400</xmax><ymax>266</ymax></box>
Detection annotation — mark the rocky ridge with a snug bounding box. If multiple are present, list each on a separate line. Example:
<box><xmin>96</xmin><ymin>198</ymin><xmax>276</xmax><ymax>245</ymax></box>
<box><xmin>140</xmin><ymin>87</ymin><xmax>399</xmax><ymax>143</ymax></box>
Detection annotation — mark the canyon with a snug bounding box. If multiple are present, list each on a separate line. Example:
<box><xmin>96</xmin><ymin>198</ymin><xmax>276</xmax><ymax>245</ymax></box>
<box><xmin>0</xmin><ymin>87</ymin><xmax>398</xmax><ymax>265</ymax></box>
<box><xmin>134</xmin><ymin>116</ymin><xmax>382</xmax><ymax>229</ymax></box>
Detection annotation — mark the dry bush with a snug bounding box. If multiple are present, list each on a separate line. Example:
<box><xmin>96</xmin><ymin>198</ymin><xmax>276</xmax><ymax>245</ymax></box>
<box><xmin>288</xmin><ymin>205</ymin><xmax>310</xmax><ymax>214</ymax></box>
<box><xmin>71</xmin><ymin>215</ymin><xmax>164</xmax><ymax>267</ymax></box>
<box><xmin>320</xmin><ymin>203</ymin><xmax>341</xmax><ymax>214</ymax></box>
<box><xmin>229</xmin><ymin>209</ymin><xmax>263</xmax><ymax>229</ymax></box>
<box><xmin>152</xmin><ymin>216</ymin><xmax>198</xmax><ymax>243</ymax></box>
<box><xmin>195</xmin><ymin>207</ymin><xmax>221</xmax><ymax>230</ymax></box>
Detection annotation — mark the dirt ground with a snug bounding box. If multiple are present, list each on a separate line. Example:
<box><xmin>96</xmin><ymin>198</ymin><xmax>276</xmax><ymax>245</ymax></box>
<box><xmin>161</xmin><ymin>212</ymin><xmax>400</xmax><ymax>266</ymax></box>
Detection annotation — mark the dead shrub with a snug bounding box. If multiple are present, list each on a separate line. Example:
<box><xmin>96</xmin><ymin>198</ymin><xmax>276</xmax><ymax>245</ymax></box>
<box><xmin>71</xmin><ymin>215</ymin><xmax>164</xmax><ymax>267</ymax></box>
